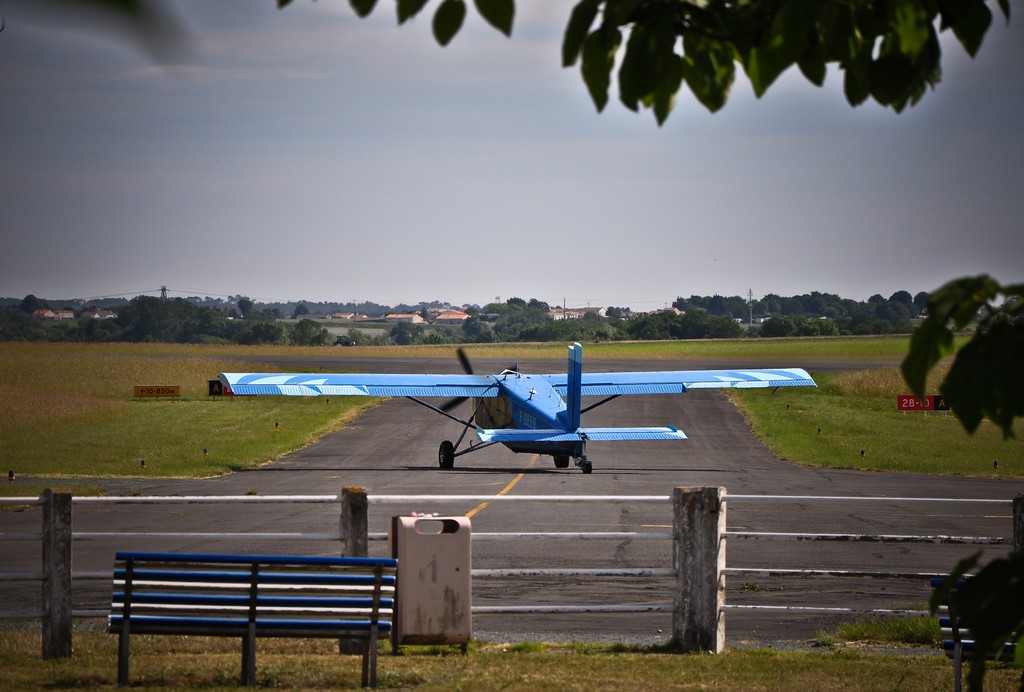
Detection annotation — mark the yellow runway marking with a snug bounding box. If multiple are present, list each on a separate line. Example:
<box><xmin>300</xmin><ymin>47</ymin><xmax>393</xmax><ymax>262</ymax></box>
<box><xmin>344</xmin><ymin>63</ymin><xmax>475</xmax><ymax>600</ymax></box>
<box><xmin>465</xmin><ymin>455</ymin><xmax>538</xmax><ymax>519</ymax></box>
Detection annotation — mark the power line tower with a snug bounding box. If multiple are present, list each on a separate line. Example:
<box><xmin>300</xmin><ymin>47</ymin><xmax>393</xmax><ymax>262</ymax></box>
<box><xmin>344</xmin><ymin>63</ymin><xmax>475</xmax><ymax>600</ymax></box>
<box><xmin>747</xmin><ymin>289</ymin><xmax>754</xmax><ymax>328</ymax></box>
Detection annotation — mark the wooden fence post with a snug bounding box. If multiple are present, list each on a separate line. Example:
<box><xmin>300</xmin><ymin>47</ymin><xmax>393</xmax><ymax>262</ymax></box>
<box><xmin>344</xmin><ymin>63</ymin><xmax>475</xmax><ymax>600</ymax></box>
<box><xmin>672</xmin><ymin>486</ymin><xmax>725</xmax><ymax>653</ymax></box>
<box><xmin>41</xmin><ymin>488</ymin><xmax>72</xmax><ymax>659</ymax></box>
<box><xmin>339</xmin><ymin>487</ymin><xmax>370</xmax><ymax>655</ymax></box>
<box><xmin>340</xmin><ymin>486</ymin><xmax>368</xmax><ymax>557</ymax></box>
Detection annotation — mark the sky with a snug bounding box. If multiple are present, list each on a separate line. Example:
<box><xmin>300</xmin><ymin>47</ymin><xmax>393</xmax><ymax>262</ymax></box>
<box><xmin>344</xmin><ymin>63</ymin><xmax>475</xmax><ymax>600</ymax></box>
<box><xmin>1</xmin><ymin>1</ymin><xmax>1021</xmax><ymax>312</ymax></box>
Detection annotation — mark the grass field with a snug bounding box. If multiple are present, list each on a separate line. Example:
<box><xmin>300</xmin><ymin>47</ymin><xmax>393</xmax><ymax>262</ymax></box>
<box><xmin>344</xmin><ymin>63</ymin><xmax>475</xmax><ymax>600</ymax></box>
<box><xmin>1</xmin><ymin>336</ymin><xmax>1019</xmax><ymax>494</ymax></box>
<box><xmin>1</xmin><ymin>627</ymin><xmax>1020</xmax><ymax>690</ymax></box>
<box><xmin>343</xmin><ymin>335</ymin><xmax>930</xmax><ymax>361</ymax></box>
<box><xmin>0</xmin><ymin>342</ymin><xmax>375</xmax><ymax>489</ymax></box>
<box><xmin>728</xmin><ymin>365</ymin><xmax>1021</xmax><ymax>476</ymax></box>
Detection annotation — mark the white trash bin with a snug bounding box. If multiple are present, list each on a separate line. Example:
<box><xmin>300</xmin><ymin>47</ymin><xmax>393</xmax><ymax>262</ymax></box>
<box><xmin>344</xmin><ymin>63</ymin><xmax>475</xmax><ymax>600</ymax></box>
<box><xmin>388</xmin><ymin>515</ymin><xmax>471</xmax><ymax>645</ymax></box>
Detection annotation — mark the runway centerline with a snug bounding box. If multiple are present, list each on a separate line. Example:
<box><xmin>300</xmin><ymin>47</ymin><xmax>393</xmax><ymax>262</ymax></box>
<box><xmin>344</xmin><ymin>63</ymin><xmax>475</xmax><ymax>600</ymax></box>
<box><xmin>465</xmin><ymin>455</ymin><xmax>539</xmax><ymax>519</ymax></box>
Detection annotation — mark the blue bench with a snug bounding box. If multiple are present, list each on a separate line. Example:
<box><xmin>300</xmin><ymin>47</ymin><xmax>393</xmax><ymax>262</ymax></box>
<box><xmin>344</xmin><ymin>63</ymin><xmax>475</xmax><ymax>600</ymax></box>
<box><xmin>930</xmin><ymin>576</ymin><xmax>1016</xmax><ymax>691</ymax></box>
<box><xmin>108</xmin><ymin>551</ymin><xmax>397</xmax><ymax>688</ymax></box>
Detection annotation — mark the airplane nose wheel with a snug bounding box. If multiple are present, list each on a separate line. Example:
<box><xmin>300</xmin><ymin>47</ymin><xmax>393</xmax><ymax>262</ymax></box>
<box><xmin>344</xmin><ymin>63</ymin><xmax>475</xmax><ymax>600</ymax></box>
<box><xmin>575</xmin><ymin>456</ymin><xmax>593</xmax><ymax>474</ymax></box>
<box><xmin>438</xmin><ymin>440</ymin><xmax>455</xmax><ymax>470</ymax></box>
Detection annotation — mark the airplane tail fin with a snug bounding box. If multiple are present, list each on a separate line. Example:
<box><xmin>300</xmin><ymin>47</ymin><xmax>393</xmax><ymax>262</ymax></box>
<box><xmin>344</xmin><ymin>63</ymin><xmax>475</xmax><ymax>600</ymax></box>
<box><xmin>566</xmin><ymin>342</ymin><xmax>583</xmax><ymax>430</ymax></box>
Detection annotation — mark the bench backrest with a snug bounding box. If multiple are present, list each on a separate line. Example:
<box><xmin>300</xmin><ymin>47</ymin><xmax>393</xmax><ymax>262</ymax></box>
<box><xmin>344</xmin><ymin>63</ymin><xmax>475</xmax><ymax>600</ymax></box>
<box><xmin>109</xmin><ymin>551</ymin><xmax>397</xmax><ymax>636</ymax></box>
<box><xmin>930</xmin><ymin>576</ymin><xmax>1016</xmax><ymax>660</ymax></box>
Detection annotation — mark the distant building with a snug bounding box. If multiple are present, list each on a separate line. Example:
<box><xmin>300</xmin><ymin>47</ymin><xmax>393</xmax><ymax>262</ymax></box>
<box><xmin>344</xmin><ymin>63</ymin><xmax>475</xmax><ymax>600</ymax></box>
<box><xmin>82</xmin><ymin>309</ymin><xmax>117</xmax><ymax>319</ymax></box>
<box><xmin>550</xmin><ymin>306</ymin><xmax>608</xmax><ymax>320</ymax></box>
<box><xmin>385</xmin><ymin>313</ymin><xmax>424</xmax><ymax>324</ymax></box>
<box><xmin>550</xmin><ymin>307</ymin><xmax>581</xmax><ymax>321</ymax></box>
<box><xmin>435</xmin><ymin>310</ymin><xmax>469</xmax><ymax>325</ymax></box>
<box><xmin>32</xmin><ymin>309</ymin><xmax>57</xmax><ymax>320</ymax></box>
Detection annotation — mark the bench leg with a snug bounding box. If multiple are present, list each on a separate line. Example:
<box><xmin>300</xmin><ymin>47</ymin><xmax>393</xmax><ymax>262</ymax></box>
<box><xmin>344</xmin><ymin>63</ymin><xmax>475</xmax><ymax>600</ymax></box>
<box><xmin>953</xmin><ymin>640</ymin><xmax>963</xmax><ymax>692</ymax></box>
<box><xmin>366</xmin><ymin>630</ymin><xmax>378</xmax><ymax>688</ymax></box>
<box><xmin>117</xmin><ymin>628</ymin><xmax>130</xmax><ymax>686</ymax></box>
<box><xmin>241</xmin><ymin>631</ymin><xmax>256</xmax><ymax>687</ymax></box>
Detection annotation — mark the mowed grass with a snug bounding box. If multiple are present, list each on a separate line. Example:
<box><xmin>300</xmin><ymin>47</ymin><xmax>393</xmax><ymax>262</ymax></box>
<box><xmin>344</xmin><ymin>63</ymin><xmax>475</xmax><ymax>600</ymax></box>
<box><xmin>2</xmin><ymin>626</ymin><xmax>1020</xmax><ymax>691</ymax></box>
<box><xmin>0</xmin><ymin>343</ymin><xmax>374</xmax><ymax>481</ymax></box>
<box><xmin>728</xmin><ymin>365</ymin><xmax>1022</xmax><ymax>477</ymax></box>
<box><xmin>831</xmin><ymin>615</ymin><xmax>941</xmax><ymax>647</ymax></box>
<box><xmin>356</xmin><ymin>334</ymin><xmax>925</xmax><ymax>362</ymax></box>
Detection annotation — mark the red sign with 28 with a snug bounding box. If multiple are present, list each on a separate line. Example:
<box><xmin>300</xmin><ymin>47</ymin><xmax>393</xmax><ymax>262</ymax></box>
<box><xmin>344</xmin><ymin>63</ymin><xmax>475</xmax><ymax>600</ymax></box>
<box><xmin>896</xmin><ymin>395</ymin><xmax>949</xmax><ymax>411</ymax></box>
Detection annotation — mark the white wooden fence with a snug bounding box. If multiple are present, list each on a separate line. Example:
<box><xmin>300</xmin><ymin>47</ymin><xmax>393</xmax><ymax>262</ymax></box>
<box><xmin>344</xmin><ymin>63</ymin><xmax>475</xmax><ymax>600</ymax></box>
<box><xmin>2</xmin><ymin>487</ymin><xmax>1020</xmax><ymax>659</ymax></box>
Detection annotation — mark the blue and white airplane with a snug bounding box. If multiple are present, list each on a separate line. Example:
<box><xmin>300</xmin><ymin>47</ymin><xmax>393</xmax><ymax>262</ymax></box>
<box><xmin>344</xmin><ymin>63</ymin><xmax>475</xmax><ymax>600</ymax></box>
<box><xmin>219</xmin><ymin>343</ymin><xmax>815</xmax><ymax>474</ymax></box>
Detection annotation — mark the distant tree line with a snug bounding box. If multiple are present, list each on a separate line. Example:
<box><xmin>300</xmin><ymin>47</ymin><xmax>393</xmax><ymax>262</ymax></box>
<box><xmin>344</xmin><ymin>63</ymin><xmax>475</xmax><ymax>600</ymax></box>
<box><xmin>450</xmin><ymin>291</ymin><xmax>925</xmax><ymax>344</ymax></box>
<box><xmin>674</xmin><ymin>290</ymin><xmax>926</xmax><ymax>335</ymax></box>
<box><xmin>0</xmin><ymin>295</ymin><xmax>330</xmax><ymax>345</ymax></box>
<box><xmin>0</xmin><ymin>289</ymin><xmax>928</xmax><ymax>345</ymax></box>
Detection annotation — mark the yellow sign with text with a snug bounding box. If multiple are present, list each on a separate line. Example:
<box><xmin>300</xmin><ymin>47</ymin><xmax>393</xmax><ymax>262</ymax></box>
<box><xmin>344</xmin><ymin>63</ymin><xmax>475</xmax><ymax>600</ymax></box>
<box><xmin>133</xmin><ymin>385</ymin><xmax>181</xmax><ymax>398</ymax></box>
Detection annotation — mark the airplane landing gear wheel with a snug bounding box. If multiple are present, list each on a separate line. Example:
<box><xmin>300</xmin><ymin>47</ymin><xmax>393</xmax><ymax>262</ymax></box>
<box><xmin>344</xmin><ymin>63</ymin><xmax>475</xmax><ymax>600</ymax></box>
<box><xmin>575</xmin><ymin>457</ymin><xmax>593</xmax><ymax>474</ymax></box>
<box><xmin>554</xmin><ymin>455</ymin><xmax>570</xmax><ymax>469</ymax></box>
<box><xmin>438</xmin><ymin>440</ymin><xmax>455</xmax><ymax>470</ymax></box>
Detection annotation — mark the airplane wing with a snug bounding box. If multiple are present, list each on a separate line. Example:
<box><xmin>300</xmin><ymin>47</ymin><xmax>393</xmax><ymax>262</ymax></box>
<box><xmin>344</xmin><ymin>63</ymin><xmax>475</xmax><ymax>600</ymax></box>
<box><xmin>219</xmin><ymin>373</ymin><xmax>500</xmax><ymax>398</ymax></box>
<box><xmin>477</xmin><ymin>426</ymin><xmax>687</xmax><ymax>443</ymax></box>
<box><xmin>543</xmin><ymin>367</ymin><xmax>815</xmax><ymax>396</ymax></box>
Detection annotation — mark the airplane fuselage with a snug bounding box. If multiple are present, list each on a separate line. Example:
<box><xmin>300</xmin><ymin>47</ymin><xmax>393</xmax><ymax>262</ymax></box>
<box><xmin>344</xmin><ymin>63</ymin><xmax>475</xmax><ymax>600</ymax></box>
<box><xmin>475</xmin><ymin>373</ymin><xmax>584</xmax><ymax>458</ymax></box>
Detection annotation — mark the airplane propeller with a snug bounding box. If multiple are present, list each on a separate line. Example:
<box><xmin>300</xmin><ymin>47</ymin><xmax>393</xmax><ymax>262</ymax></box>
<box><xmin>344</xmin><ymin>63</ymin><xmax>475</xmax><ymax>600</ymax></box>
<box><xmin>456</xmin><ymin>347</ymin><xmax>473</xmax><ymax>375</ymax></box>
<box><xmin>440</xmin><ymin>347</ymin><xmax>473</xmax><ymax>413</ymax></box>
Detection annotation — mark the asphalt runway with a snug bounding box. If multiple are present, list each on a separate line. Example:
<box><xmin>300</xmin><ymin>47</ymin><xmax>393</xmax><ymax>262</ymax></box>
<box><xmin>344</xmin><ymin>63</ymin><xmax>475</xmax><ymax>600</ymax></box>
<box><xmin>6</xmin><ymin>352</ymin><xmax>1022</xmax><ymax>648</ymax></box>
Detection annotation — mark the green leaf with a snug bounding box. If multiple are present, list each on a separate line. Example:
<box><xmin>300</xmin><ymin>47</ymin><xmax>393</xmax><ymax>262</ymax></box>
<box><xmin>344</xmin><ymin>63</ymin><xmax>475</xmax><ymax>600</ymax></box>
<box><xmin>951</xmin><ymin>0</ymin><xmax>993</xmax><ymax>56</ymax></box>
<box><xmin>928</xmin><ymin>552</ymin><xmax>980</xmax><ymax>614</ymax></box>
<box><xmin>951</xmin><ymin>552</ymin><xmax>1024</xmax><ymax>689</ymax></box>
<box><xmin>997</xmin><ymin>0</ymin><xmax>1010</xmax><ymax>22</ymax></box>
<box><xmin>744</xmin><ymin>47</ymin><xmax>780</xmax><ymax>98</ymax></box>
<box><xmin>651</xmin><ymin>55</ymin><xmax>684</xmax><ymax>125</ymax></box>
<box><xmin>618</xmin><ymin>25</ymin><xmax>651</xmax><ymax>110</ymax></box>
<box><xmin>942</xmin><ymin>335</ymin><xmax>992</xmax><ymax>434</ymax></box>
<box><xmin>581</xmin><ymin>28</ymin><xmax>620</xmax><ymax>112</ymax></box>
<box><xmin>843</xmin><ymin>73</ymin><xmax>868</xmax><ymax>106</ymax></box>
<box><xmin>797</xmin><ymin>52</ymin><xmax>826</xmax><ymax>87</ymax></box>
<box><xmin>682</xmin><ymin>33</ymin><xmax>735</xmax><ymax>112</ymax></box>
<box><xmin>349</xmin><ymin>0</ymin><xmax>379</xmax><ymax>18</ymax></box>
<box><xmin>819</xmin><ymin>2</ymin><xmax>858</xmax><ymax>61</ymax></box>
<box><xmin>474</xmin><ymin>0</ymin><xmax>515</xmax><ymax>36</ymax></box>
<box><xmin>927</xmin><ymin>275</ymin><xmax>1000</xmax><ymax>328</ymax></box>
<box><xmin>433</xmin><ymin>0</ymin><xmax>466</xmax><ymax>46</ymax></box>
<box><xmin>767</xmin><ymin>0</ymin><xmax>814</xmax><ymax>65</ymax></box>
<box><xmin>563</xmin><ymin>0</ymin><xmax>601</xmax><ymax>67</ymax></box>
<box><xmin>869</xmin><ymin>53</ymin><xmax>915</xmax><ymax>106</ymax></box>
<box><xmin>944</xmin><ymin>317</ymin><xmax>1024</xmax><ymax>438</ymax></box>
<box><xmin>903</xmin><ymin>275</ymin><xmax>1023</xmax><ymax>439</ymax></box>
<box><xmin>901</xmin><ymin>277</ymin><xmax>991</xmax><ymax>397</ymax></box>
<box><xmin>891</xmin><ymin>0</ymin><xmax>931</xmax><ymax>56</ymax></box>
<box><xmin>744</xmin><ymin>0</ymin><xmax>815</xmax><ymax>97</ymax></box>
<box><xmin>901</xmin><ymin>314</ymin><xmax>953</xmax><ymax>396</ymax></box>
<box><xmin>398</xmin><ymin>0</ymin><xmax>430</xmax><ymax>24</ymax></box>
<box><xmin>618</xmin><ymin>21</ymin><xmax>679</xmax><ymax>114</ymax></box>
<box><xmin>603</xmin><ymin>0</ymin><xmax>642</xmax><ymax>27</ymax></box>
